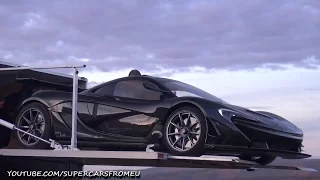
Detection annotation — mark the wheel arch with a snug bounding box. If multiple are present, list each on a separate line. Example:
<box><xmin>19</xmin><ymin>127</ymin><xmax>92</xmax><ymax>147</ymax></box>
<box><xmin>167</xmin><ymin>101</ymin><xmax>208</xmax><ymax>119</ymax></box>
<box><xmin>19</xmin><ymin>97</ymin><xmax>50</xmax><ymax>111</ymax></box>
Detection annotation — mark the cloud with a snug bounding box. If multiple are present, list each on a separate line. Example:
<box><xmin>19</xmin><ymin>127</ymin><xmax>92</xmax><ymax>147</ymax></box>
<box><xmin>306</xmin><ymin>87</ymin><xmax>320</xmax><ymax>91</ymax></box>
<box><xmin>0</xmin><ymin>0</ymin><xmax>319</xmax><ymax>72</ymax></box>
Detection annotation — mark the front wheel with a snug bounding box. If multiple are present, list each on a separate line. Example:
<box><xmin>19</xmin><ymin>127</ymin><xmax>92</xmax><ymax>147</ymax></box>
<box><xmin>14</xmin><ymin>102</ymin><xmax>52</xmax><ymax>149</ymax></box>
<box><xmin>163</xmin><ymin>106</ymin><xmax>207</xmax><ymax>156</ymax></box>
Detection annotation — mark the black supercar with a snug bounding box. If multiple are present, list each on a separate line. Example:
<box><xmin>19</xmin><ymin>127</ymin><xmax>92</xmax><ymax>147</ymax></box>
<box><xmin>14</xmin><ymin>70</ymin><xmax>310</xmax><ymax>165</ymax></box>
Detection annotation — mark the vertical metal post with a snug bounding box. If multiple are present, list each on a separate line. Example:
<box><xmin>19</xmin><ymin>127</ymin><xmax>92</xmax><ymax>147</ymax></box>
<box><xmin>71</xmin><ymin>67</ymin><xmax>79</xmax><ymax>149</ymax></box>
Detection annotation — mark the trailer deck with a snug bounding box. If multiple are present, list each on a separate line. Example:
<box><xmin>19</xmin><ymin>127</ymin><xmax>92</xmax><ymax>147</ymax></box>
<box><xmin>0</xmin><ymin>148</ymin><xmax>317</xmax><ymax>172</ymax></box>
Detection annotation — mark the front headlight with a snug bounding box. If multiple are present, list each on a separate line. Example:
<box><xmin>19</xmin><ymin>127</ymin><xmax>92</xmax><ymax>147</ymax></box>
<box><xmin>218</xmin><ymin>108</ymin><xmax>259</xmax><ymax>123</ymax></box>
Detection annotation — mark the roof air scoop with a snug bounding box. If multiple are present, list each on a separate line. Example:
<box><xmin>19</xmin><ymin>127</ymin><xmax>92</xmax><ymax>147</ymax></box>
<box><xmin>129</xmin><ymin>69</ymin><xmax>141</xmax><ymax>76</ymax></box>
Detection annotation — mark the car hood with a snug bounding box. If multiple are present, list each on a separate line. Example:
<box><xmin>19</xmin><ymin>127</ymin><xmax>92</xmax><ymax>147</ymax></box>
<box><xmin>223</xmin><ymin>104</ymin><xmax>303</xmax><ymax>135</ymax></box>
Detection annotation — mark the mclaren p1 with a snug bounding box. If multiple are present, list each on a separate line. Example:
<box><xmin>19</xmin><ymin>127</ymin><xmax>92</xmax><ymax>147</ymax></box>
<box><xmin>13</xmin><ymin>70</ymin><xmax>310</xmax><ymax>165</ymax></box>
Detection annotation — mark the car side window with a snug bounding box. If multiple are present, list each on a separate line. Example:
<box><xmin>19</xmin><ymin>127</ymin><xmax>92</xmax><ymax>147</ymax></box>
<box><xmin>113</xmin><ymin>80</ymin><xmax>162</xmax><ymax>101</ymax></box>
<box><xmin>93</xmin><ymin>83</ymin><xmax>115</xmax><ymax>96</ymax></box>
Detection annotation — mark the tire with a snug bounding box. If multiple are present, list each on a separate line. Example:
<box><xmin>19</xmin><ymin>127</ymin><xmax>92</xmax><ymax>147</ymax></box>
<box><xmin>163</xmin><ymin>106</ymin><xmax>207</xmax><ymax>156</ymax></box>
<box><xmin>239</xmin><ymin>155</ymin><xmax>277</xmax><ymax>165</ymax></box>
<box><xmin>14</xmin><ymin>102</ymin><xmax>52</xmax><ymax>149</ymax></box>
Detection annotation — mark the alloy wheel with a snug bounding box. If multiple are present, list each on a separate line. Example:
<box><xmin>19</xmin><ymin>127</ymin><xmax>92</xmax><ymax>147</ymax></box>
<box><xmin>166</xmin><ymin>110</ymin><xmax>201</xmax><ymax>152</ymax></box>
<box><xmin>16</xmin><ymin>108</ymin><xmax>45</xmax><ymax>146</ymax></box>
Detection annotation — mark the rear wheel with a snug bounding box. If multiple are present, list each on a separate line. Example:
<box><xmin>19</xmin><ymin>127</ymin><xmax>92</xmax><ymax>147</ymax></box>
<box><xmin>239</xmin><ymin>155</ymin><xmax>277</xmax><ymax>165</ymax></box>
<box><xmin>14</xmin><ymin>102</ymin><xmax>51</xmax><ymax>149</ymax></box>
<box><xmin>163</xmin><ymin>106</ymin><xmax>207</xmax><ymax>156</ymax></box>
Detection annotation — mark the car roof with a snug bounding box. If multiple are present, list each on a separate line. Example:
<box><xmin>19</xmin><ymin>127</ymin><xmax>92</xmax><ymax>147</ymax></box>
<box><xmin>150</xmin><ymin>76</ymin><xmax>176</xmax><ymax>83</ymax></box>
<box><xmin>81</xmin><ymin>73</ymin><xmax>176</xmax><ymax>94</ymax></box>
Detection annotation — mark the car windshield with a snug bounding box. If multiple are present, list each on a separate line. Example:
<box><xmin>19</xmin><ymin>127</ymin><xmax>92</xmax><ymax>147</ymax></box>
<box><xmin>163</xmin><ymin>80</ymin><xmax>229</xmax><ymax>104</ymax></box>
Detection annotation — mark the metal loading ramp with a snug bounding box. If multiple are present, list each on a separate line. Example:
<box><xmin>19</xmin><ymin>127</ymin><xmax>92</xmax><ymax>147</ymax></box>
<box><xmin>0</xmin><ymin>149</ymin><xmax>317</xmax><ymax>172</ymax></box>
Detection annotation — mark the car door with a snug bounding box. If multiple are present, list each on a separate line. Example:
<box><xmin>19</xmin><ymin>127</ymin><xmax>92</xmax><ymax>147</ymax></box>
<box><xmin>91</xmin><ymin>78</ymin><xmax>168</xmax><ymax>138</ymax></box>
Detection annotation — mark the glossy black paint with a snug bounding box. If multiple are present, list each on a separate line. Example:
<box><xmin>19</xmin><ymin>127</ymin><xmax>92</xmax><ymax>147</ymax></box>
<box><xmin>20</xmin><ymin>75</ymin><xmax>308</xmax><ymax>158</ymax></box>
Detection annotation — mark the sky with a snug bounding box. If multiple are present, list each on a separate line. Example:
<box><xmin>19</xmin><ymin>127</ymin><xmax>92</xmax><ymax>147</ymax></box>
<box><xmin>0</xmin><ymin>0</ymin><xmax>319</xmax><ymax>156</ymax></box>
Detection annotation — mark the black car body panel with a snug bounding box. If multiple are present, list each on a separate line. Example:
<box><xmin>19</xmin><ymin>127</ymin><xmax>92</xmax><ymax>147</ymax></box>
<box><xmin>19</xmin><ymin>74</ymin><xmax>310</xmax><ymax>158</ymax></box>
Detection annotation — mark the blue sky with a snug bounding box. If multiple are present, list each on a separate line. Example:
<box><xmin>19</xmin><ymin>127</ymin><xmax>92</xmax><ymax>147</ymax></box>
<box><xmin>1</xmin><ymin>0</ymin><xmax>319</xmax><ymax>156</ymax></box>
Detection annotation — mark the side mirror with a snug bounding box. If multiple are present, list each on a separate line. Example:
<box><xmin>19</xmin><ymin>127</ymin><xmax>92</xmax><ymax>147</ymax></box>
<box><xmin>143</xmin><ymin>83</ymin><xmax>170</xmax><ymax>93</ymax></box>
